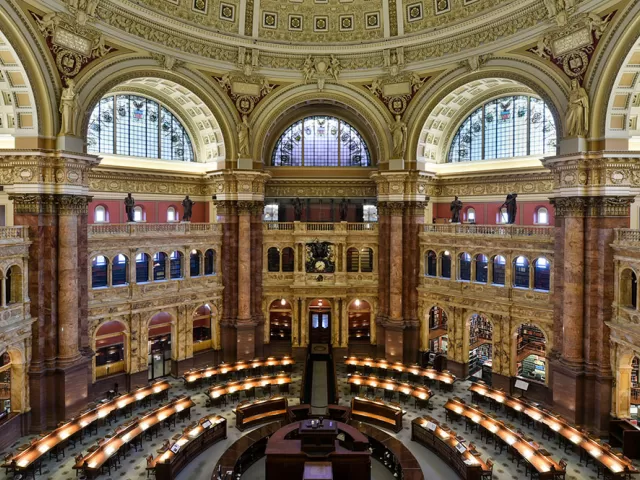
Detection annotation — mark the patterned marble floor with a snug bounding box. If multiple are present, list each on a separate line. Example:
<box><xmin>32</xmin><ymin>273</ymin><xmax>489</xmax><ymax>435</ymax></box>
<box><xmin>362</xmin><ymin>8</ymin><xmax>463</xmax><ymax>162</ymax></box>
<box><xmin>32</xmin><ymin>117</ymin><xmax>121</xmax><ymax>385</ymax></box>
<box><xmin>1</xmin><ymin>363</ymin><xmax>638</xmax><ymax>480</ymax></box>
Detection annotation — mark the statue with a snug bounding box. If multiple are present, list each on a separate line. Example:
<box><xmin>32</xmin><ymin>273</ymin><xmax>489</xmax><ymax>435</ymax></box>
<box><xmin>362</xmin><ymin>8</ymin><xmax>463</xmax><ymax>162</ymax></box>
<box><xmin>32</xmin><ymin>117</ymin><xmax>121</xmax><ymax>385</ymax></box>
<box><xmin>450</xmin><ymin>196</ymin><xmax>463</xmax><ymax>223</ymax></box>
<box><xmin>339</xmin><ymin>198</ymin><xmax>349</xmax><ymax>221</ymax></box>
<box><xmin>302</xmin><ymin>56</ymin><xmax>315</xmax><ymax>83</ymax></box>
<box><xmin>389</xmin><ymin>115</ymin><xmax>407</xmax><ymax>158</ymax></box>
<box><xmin>237</xmin><ymin>114</ymin><xmax>250</xmax><ymax>158</ymax></box>
<box><xmin>543</xmin><ymin>0</ymin><xmax>557</xmax><ymax>18</ymax></box>
<box><xmin>293</xmin><ymin>197</ymin><xmax>304</xmax><ymax>221</ymax></box>
<box><xmin>501</xmin><ymin>193</ymin><xmax>518</xmax><ymax>224</ymax></box>
<box><xmin>367</xmin><ymin>78</ymin><xmax>382</xmax><ymax>96</ymax></box>
<box><xmin>182</xmin><ymin>195</ymin><xmax>195</xmax><ymax>222</ymax></box>
<box><xmin>59</xmin><ymin>78</ymin><xmax>77</xmax><ymax>136</ymax></box>
<box><xmin>566</xmin><ymin>78</ymin><xmax>589</xmax><ymax>137</ymax></box>
<box><xmin>124</xmin><ymin>193</ymin><xmax>135</xmax><ymax>222</ymax></box>
<box><xmin>328</xmin><ymin>55</ymin><xmax>341</xmax><ymax>81</ymax></box>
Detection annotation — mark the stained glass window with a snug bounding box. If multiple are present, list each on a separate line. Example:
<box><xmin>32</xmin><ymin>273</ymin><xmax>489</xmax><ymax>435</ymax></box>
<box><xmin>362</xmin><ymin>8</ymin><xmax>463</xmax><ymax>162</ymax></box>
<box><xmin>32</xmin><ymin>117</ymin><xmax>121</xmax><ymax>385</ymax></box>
<box><xmin>87</xmin><ymin>94</ymin><xmax>194</xmax><ymax>162</ymax></box>
<box><xmin>448</xmin><ymin>95</ymin><xmax>556</xmax><ymax>162</ymax></box>
<box><xmin>272</xmin><ymin>115</ymin><xmax>371</xmax><ymax>167</ymax></box>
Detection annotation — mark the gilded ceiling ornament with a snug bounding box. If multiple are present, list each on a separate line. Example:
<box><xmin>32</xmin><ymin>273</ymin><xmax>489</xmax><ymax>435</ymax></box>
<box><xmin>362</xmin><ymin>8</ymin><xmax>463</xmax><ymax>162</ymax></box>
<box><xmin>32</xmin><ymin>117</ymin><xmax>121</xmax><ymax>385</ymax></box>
<box><xmin>460</xmin><ymin>54</ymin><xmax>492</xmax><ymax>72</ymax></box>
<box><xmin>31</xmin><ymin>11</ymin><xmax>113</xmax><ymax>81</ymax></box>
<box><xmin>64</xmin><ymin>0</ymin><xmax>100</xmax><ymax>26</ymax></box>
<box><xmin>364</xmin><ymin>71</ymin><xmax>429</xmax><ymax>116</ymax></box>
<box><xmin>214</xmin><ymin>71</ymin><xmax>277</xmax><ymax>116</ymax></box>
<box><xmin>150</xmin><ymin>53</ymin><xmax>184</xmax><ymax>71</ymax></box>
<box><xmin>530</xmin><ymin>11</ymin><xmax>614</xmax><ymax>81</ymax></box>
<box><xmin>300</xmin><ymin>56</ymin><xmax>341</xmax><ymax>91</ymax></box>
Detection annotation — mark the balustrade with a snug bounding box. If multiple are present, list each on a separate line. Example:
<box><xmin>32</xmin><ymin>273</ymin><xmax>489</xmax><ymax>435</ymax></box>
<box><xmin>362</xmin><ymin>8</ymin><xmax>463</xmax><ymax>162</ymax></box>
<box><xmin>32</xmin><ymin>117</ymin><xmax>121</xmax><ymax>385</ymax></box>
<box><xmin>263</xmin><ymin>222</ymin><xmax>377</xmax><ymax>233</ymax></box>
<box><xmin>88</xmin><ymin>222</ymin><xmax>220</xmax><ymax>237</ymax></box>
<box><xmin>615</xmin><ymin>229</ymin><xmax>640</xmax><ymax>244</ymax></box>
<box><xmin>423</xmin><ymin>224</ymin><xmax>554</xmax><ymax>239</ymax></box>
<box><xmin>0</xmin><ymin>226</ymin><xmax>28</xmax><ymax>243</ymax></box>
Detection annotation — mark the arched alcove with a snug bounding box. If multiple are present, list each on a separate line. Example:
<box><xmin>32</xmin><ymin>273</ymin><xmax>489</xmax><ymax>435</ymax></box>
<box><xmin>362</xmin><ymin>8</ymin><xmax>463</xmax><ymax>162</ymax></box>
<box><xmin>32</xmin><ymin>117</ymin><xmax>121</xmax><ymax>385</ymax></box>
<box><xmin>94</xmin><ymin>321</ymin><xmax>127</xmax><ymax>380</ymax></box>
<box><xmin>148</xmin><ymin>312</ymin><xmax>173</xmax><ymax>380</ymax></box>
<box><xmin>467</xmin><ymin>313</ymin><xmax>493</xmax><ymax>383</ymax></box>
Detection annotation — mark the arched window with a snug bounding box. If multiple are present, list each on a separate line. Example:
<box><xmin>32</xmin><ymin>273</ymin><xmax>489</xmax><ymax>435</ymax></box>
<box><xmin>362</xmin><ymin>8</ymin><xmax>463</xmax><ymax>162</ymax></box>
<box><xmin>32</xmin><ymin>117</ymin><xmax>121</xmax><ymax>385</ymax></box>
<box><xmin>267</xmin><ymin>247</ymin><xmax>280</xmax><ymax>272</ymax></box>
<box><xmin>621</xmin><ymin>269</ymin><xmax>638</xmax><ymax>309</ymax></box>
<box><xmin>167</xmin><ymin>206</ymin><xmax>177</xmax><ymax>222</ymax></box>
<box><xmin>347</xmin><ymin>248</ymin><xmax>360</xmax><ymax>273</ymax></box>
<box><xmin>94</xmin><ymin>205</ymin><xmax>108</xmax><ymax>223</ymax></box>
<box><xmin>133</xmin><ymin>206</ymin><xmax>144</xmax><ymax>222</ymax></box>
<box><xmin>459</xmin><ymin>252</ymin><xmax>471</xmax><ymax>281</ymax></box>
<box><xmin>112</xmin><ymin>254</ymin><xmax>128</xmax><ymax>286</ymax></box>
<box><xmin>492</xmin><ymin>255</ymin><xmax>506</xmax><ymax>286</ymax></box>
<box><xmin>5</xmin><ymin>265</ymin><xmax>22</xmax><ymax>304</ymax></box>
<box><xmin>498</xmin><ymin>207</ymin><xmax>508</xmax><ymax>224</ymax></box>
<box><xmin>516</xmin><ymin>324</ymin><xmax>546</xmax><ymax>384</ymax></box>
<box><xmin>534</xmin><ymin>258</ymin><xmax>551</xmax><ymax>291</ymax></box>
<box><xmin>361</xmin><ymin>248</ymin><xmax>374</xmax><ymax>273</ymax></box>
<box><xmin>204</xmin><ymin>249</ymin><xmax>216</xmax><ymax>275</ymax></box>
<box><xmin>282</xmin><ymin>247</ymin><xmax>295</xmax><ymax>272</ymax></box>
<box><xmin>193</xmin><ymin>305</ymin><xmax>213</xmax><ymax>352</ymax></box>
<box><xmin>153</xmin><ymin>252</ymin><xmax>167</xmax><ymax>281</ymax></box>
<box><xmin>170</xmin><ymin>251</ymin><xmax>183</xmax><ymax>279</ymax></box>
<box><xmin>535</xmin><ymin>207</ymin><xmax>549</xmax><ymax>225</ymax></box>
<box><xmin>440</xmin><ymin>251</ymin><xmax>451</xmax><ymax>279</ymax></box>
<box><xmin>271</xmin><ymin>115</ymin><xmax>371</xmax><ymax>167</ymax></box>
<box><xmin>95</xmin><ymin>321</ymin><xmax>126</xmax><ymax>379</ymax></box>
<box><xmin>513</xmin><ymin>256</ymin><xmax>530</xmax><ymax>288</ymax></box>
<box><xmin>0</xmin><ymin>352</ymin><xmax>11</xmax><ymax>412</ymax></box>
<box><xmin>190</xmin><ymin>250</ymin><xmax>202</xmax><ymax>277</ymax></box>
<box><xmin>426</xmin><ymin>250</ymin><xmax>437</xmax><ymax>276</ymax></box>
<box><xmin>475</xmin><ymin>254</ymin><xmax>488</xmax><ymax>283</ymax></box>
<box><xmin>466</xmin><ymin>207</ymin><xmax>476</xmax><ymax>223</ymax></box>
<box><xmin>448</xmin><ymin>95</ymin><xmax>557</xmax><ymax>162</ymax></box>
<box><xmin>136</xmin><ymin>253</ymin><xmax>150</xmax><ymax>283</ymax></box>
<box><xmin>92</xmin><ymin>256</ymin><xmax>108</xmax><ymax>288</ymax></box>
<box><xmin>87</xmin><ymin>94</ymin><xmax>194</xmax><ymax>161</ymax></box>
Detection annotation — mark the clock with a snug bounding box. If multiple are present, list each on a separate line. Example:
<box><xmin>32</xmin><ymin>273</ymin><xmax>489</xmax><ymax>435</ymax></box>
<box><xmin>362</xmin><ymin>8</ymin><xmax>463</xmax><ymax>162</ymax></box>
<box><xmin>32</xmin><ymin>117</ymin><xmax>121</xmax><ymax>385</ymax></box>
<box><xmin>314</xmin><ymin>260</ymin><xmax>326</xmax><ymax>272</ymax></box>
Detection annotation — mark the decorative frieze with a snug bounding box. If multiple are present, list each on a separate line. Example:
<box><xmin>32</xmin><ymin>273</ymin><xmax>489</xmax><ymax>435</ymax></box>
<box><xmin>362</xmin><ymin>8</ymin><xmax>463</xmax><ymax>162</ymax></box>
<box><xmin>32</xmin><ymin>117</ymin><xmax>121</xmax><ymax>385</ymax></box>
<box><xmin>551</xmin><ymin>196</ymin><xmax>634</xmax><ymax>217</ymax></box>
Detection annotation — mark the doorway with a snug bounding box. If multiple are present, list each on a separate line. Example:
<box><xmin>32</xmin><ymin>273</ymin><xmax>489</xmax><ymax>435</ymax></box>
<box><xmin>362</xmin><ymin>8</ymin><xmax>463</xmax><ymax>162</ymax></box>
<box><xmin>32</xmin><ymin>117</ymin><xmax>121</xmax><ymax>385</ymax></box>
<box><xmin>148</xmin><ymin>335</ymin><xmax>171</xmax><ymax>380</ymax></box>
<box><xmin>309</xmin><ymin>299</ymin><xmax>331</xmax><ymax>345</ymax></box>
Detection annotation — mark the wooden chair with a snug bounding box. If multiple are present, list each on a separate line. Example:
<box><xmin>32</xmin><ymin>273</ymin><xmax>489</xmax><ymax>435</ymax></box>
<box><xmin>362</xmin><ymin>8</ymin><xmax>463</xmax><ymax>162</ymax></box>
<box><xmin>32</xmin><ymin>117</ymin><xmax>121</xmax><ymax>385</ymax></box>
<box><xmin>480</xmin><ymin>459</ymin><xmax>493</xmax><ymax>479</ymax></box>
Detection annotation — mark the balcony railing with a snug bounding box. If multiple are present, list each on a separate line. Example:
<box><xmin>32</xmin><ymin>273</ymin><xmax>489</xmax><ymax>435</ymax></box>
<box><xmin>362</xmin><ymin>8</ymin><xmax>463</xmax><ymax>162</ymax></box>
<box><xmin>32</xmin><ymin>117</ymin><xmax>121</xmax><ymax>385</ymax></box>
<box><xmin>614</xmin><ymin>229</ymin><xmax>640</xmax><ymax>244</ymax></box>
<box><xmin>263</xmin><ymin>222</ymin><xmax>378</xmax><ymax>233</ymax></box>
<box><xmin>423</xmin><ymin>224</ymin><xmax>554</xmax><ymax>239</ymax></box>
<box><xmin>0</xmin><ymin>226</ymin><xmax>28</xmax><ymax>243</ymax></box>
<box><xmin>88</xmin><ymin>222</ymin><xmax>220</xmax><ymax>237</ymax></box>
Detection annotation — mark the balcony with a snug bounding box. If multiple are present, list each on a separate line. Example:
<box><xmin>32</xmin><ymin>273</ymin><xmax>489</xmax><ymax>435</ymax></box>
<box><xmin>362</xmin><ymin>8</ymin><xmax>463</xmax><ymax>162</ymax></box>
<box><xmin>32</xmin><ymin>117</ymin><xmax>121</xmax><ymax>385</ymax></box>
<box><xmin>0</xmin><ymin>226</ymin><xmax>28</xmax><ymax>244</ymax></box>
<box><xmin>423</xmin><ymin>224</ymin><xmax>554</xmax><ymax>239</ymax></box>
<box><xmin>263</xmin><ymin>222</ymin><xmax>378</xmax><ymax>234</ymax></box>
<box><xmin>89</xmin><ymin>222</ymin><xmax>220</xmax><ymax>238</ymax></box>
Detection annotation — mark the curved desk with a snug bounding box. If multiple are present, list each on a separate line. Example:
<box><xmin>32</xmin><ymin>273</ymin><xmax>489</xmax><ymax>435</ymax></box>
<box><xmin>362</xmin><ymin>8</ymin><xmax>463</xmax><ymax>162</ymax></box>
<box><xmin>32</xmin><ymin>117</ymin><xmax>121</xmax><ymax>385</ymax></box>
<box><xmin>234</xmin><ymin>397</ymin><xmax>288</xmax><ymax>431</ymax></box>
<box><xmin>207</xmin><ymin>374</ymin><xmax>291</xmax><ymax>403</ymax></box>
<box><xmin>184</xmin><ymin>357</ymin><xmax>294</xmax><ymax>385</ymax></box>
<box><xmin>344</xmin><ymin>356</ymin><xmax>455</xmax><ymax>386</ymax></box>
<box><xmin>349</xmin><ymin>419</ymin><xmax>425</xmax><ymax>480</ymax></box>
<box><xmin>351</xmin><ymin>397</ymin><xmax>404</xmax><ymax>433</ymax></box>
<box><xmin>348</xmin><ymin>374</ymin><xmax>433</xmax><ymax>408</ymax></box>
<box><xmin>212</xmin><ymin>421</ymin><xmax>283</xmax><ymax>480</ymax></box>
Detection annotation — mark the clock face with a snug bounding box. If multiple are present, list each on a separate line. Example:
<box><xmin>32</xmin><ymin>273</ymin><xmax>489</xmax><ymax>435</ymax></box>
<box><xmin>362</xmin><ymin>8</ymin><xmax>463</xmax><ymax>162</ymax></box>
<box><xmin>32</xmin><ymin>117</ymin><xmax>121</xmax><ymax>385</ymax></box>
<box><xmin>315</xmin><ymin>260</ymin><xmax>326</xmax><ymax>271</ymax></box>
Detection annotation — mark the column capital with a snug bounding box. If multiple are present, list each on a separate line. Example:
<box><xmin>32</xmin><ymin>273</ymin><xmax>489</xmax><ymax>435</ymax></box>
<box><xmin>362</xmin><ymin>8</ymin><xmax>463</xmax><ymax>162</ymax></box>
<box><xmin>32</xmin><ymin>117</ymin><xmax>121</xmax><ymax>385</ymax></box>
<box><xmin>237</xmin><ymin>200</ymin><xmax>263</xmax><ymax>215</ymax></box>
<box><xmin>8</xmin><ymin>193</ymin><xmax>92</xmax><ymax>215</ymax></box>
<box><xmin>551</xmin><ymin>196</ymin><xmax>634</xmax><ymax>218</ymax></box>
<box><xmin>371</xmin><ymin>171</ymin><xmax>433</xmax><ymax>203</ymax></box>
<box><xmin>207</xmin><ymin>169</ymin><xmax>271</xmax><ymax>202</ymax></box>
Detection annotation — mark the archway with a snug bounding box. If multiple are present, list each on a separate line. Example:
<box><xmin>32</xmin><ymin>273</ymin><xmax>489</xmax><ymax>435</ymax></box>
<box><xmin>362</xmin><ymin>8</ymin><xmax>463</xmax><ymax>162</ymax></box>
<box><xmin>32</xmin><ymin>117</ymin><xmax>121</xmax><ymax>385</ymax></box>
<box><xmin>348</xmin><ymin>299</ymin><xmax>371</xmax><ymax>355</ymax></box>
<box><xmin>269</xmin><ymin>299</ymin><xmax>292</xmax><ymax>343</ymax></box>
<box><xmin>193</xmin><ymin>304</ymin><xmax>213</xmax><ymax>353</ymax></box>
<box><xmin>514</xmin><ymin>324</ymin><xmax>547</xmax><ymax>385</ymax></box>
<box><xmin>94</xmin><ymin>321</ymin><xmax>127</xmax><ymax>380</ymax></box>
<box><xmin>308</xmin><ymin>298</ymin><xmax>331</xmax><ymax>345</ymax></box>
<box><xmin>468</xmin><ymin>313</ymin><xmax>493</xmax><ymax>383</ymax></box>
<box><xmin>148</xmin><ymin>312</ymin><xmax>173</xmax><ymax>380</ymax></box>
<box><xmin>428</xmin><ymin>306</ymin><xmax>449</xmax><ymax>356</ymax></box>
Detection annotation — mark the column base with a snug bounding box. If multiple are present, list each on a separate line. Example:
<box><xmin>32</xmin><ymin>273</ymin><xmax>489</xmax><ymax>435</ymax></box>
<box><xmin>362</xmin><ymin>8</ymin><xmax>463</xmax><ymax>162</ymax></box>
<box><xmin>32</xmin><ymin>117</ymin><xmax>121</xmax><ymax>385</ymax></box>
<box><xmin>384</xmin><ymin>323</ymin><xmax>404</xmax><ymax>361</ymax></box>
<box><xmin>550</xmin><ymin>358</ymin><xmax>585</xmax><ymax>426</ymax></box>
<box><xmin>221</xmin><ymin>324</ymin><xmax>238</xmax><ymax>362</ymax></box>
<box><xmin>332</xmin><ymin>346</ymin><xmax>348</xmax><ymax>361</ymax></box>
<box><xmin>292</xmin><ymin>346</ymin><xmax>308</xmax><ymax>362</ymax></box>
<box><xmin>491</xmin><ymin>372</ymin><xmax>511</xmax><ymax>392</ymax></box>
<box><xmin>446</xmin><ymin>359</ymin><xmax>468</xmax><ymax>379</ymax></box>
<box><xmin>237</xmin><ymin>322</ymin><xmax>258</xmax><ymax>362</ymax></box>
<box><xmin>54</xmin><ymin>358</ymin><xmax>90</xmax><ymax>422</ymax></box>
<box><xmin>0</xmin><ymin>413</ymin><xmax>26</xmax><ymax>450</ymax></box>
<box><xmin>403</xmin><ymin>325</ymin><xmax>420</xmax><ymax>364</ymax></box>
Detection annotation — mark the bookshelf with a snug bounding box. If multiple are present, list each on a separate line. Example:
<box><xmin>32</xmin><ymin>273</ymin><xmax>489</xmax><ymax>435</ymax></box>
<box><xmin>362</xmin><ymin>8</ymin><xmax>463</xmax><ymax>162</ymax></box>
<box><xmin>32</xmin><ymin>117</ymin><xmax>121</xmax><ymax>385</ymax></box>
<box><xmin>429</xmin><ymin>307</ymin><xmax>448</xmax><ymax>330</ymax></box>
<box><xmin>429</xmin><ymin>335</ymin><xmax>448</xmax><ymax>354</ymax></box>
<box><xmin>349</xmin><ymin>312</ymin><xmax>371</xmax><ymax>342</ymax></box>
<box><xmin>517</xmin><ymin>354</ymin><xmax>545</xmax><ymax>383</ymax></box>
<box><xmin>270</xmin><ymin>312</ymin><xmax>292</xmax><ymax>341</ymax></box>
<box><xmin>469</xmin><ymin>314</ymin><xmax>492</xmax><ymax>346</ymax></box>
<box><xmin>469</xmin><ymin>343</ymin><xmax>492</xmax><ymax>379</ymax></box>
<box><xmin>632</xmin><ymin>357</ymin><xmax>639</xmax><ymax>407</ymax></box>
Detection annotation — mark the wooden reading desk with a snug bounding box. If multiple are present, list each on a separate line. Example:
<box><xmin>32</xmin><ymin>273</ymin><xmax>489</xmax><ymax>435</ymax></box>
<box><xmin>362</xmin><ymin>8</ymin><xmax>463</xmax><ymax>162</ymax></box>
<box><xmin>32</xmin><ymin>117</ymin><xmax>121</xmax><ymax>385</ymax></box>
<box><xmin>348</xmin><ymin>374</ymin><xmax>433</xmax><ymax>406</ymax></box>
<box><xmin>2</xmin><ymin>380</ymin><xmax>171</xmax><ymax>475</ymax></box>
<box><xmin>150</xmin><ymin>414</ymin><xmax>227</xmax><ymax>480</ymax></box>
<box><xmin>208</xmin><ymin>374</ymin><xmax>291</xmax><ymax>403</ymax></box>
<box><xmin>344</xmin><ymin>356</ymin><xmax>455</xmax><ymax>387</ymax></box>
<box><xmin>411</xmin><ymin>416</ymin><xmax>490</xmax><ymax>480</ymax></box>
<box><xmin>444</xmin><ymin>397</ymin><xmax>565</xmax><ymax>479</ymax></box>
<box><xmin>74</xmin><ymin>396</ymin><xmax>194</xmax><ymax>478</ymax></box>
<box><xmin>183</xmin><ymin>357</ymin><xmax>294</xmax><ymax>385</ymax></box>
<box><xmin>350</xmin><ymin>397</ymin><xmax>404</xmax><ymax>433</ymax></box>
<box><xmin>234</xmin><ymin>396</ymin><xmax>288</xmax><ymax>431</ymax></box>
<box><xmin>469</xmin><ymin>383</ymin><xmax>638</xmax><ymax>478</ymax></box>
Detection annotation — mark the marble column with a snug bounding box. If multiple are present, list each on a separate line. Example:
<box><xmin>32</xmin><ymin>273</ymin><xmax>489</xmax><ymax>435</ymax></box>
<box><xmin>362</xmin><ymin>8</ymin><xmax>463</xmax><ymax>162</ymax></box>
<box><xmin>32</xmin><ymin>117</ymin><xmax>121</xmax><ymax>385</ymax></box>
<box><xmin>57</xmin><ymin>208</ymin><xmax>81</xmax><ymax>362</ymax></box>
<box><xmin>250</xmin><ymin>203</ymin><xmax>265</xmax><ymax>357</ymax></box>
<box><xmin>403</xmin><ymin>201</ymin><xmax>425</xmax><ymax>364</ymax></box>
<box><xmin>376</xmin><ymin>203</ymin><xmax>389</xmax><ymax>358</ymax></box>
<box><xmin>217</xmin><ymin>200</ymin><xmax>238</xmax><ymax>362</ymax></box>
<box><xmin>236</xmin><ymin>201</ymin><xmax>257</xmax><ymax>361</ymax></box>
<box><xmin>385</xmin><ymin>202</ymin><xmax>404</xmax><ymax>361</ymax></box>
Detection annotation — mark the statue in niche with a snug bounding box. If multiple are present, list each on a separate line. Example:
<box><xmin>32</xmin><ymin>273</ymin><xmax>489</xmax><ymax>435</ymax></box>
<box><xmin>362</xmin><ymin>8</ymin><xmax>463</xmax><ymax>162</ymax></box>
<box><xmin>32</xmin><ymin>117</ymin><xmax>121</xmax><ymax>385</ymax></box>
<box><xmin>182</xmin><ymin>195</ymin><xmax>195</xmax><ymax>222</ymax></box>
<box><xmin>501</xmin><ymin>193</ymin><xmax>518</xmax><ymax>224</ymax></box>
<box><xmin>389</xmin><ymin>114</ymin><xmax>407</xmax><ymax>158</ymax></box>
<box><xmin>293</xmin><ymin>197</ymin><xmax>304</xmax><ymax>221</ymax></box>
<box><xmin>124</xmin><ymin>193</ymin><xmax>136</xmax><ymax>222</ymax></box>
<box><xmin>339</xmin><ymin>198</ymin><xmax>349</xmax><ymax>221</ymax></box>
<box><xmin>59</xmin><ymin>78</ymin><xmax>77</xmax><ymax>136</ymax></box>
<box><xmin>450</xmin><ymin>196</ymin><xmax>463</xmax><ymax>223</ymax></box>
<box><xmin>302</xmin><ymin>56</ymin><xmax>315</xmax><ymax>83</ymax></box>
<box><xmin>566</xmin><ymin>78</ymin><xmax>589</xmax><ymax>137</ymax></box>
<box><xmin>237</xmin><ymin>114</ymin><xmax>250</xmax><ymax>158</ymax></box>
<box><xmin>328</xmin><ymin>55</ymin><xmax>341</xmax><ymax>81</ymax></box>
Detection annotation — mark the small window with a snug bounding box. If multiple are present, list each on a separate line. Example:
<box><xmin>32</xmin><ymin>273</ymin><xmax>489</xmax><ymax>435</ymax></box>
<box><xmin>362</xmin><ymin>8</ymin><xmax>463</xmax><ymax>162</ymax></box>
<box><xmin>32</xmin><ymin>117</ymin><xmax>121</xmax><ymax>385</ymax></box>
<box><xmin>263</xmin><ymin>204</ymin><xmax>279</xmax><ymax>222</ymax></box>
<box><xmin>493</xmin><ymin>255</ymin><xmax>506</xmax><ymax>286</ymax></box>
<box><xmin>459</xmin><ymin>252</ymin><xmax>471</xmax><ymax>281</ymax></box>
<box><xmin>466</xmin><ymin>208</ymin><xmax>476</xmax><ymax>223</ymax></box>
<box><xmin>441</xmin><ymin>251</ymin><xmax>451</xmax><ymax>279</ymax></box>
<box><xmin>475</xmin><ymin>254</ymin><xmax>488</xmax><ymax>283</ymax></box>
<box><xmin>167</xmin><ymin>206</ymin><xmax>177</xmax><ymax>222</ymax></box>
<box><xmin>363</xmin><ymin>205</ymin><xmax>378</xmax><ymax>222</ymax></box>
<box><xmin>133</xmin><ymin>206</ymin><xmax>144</xmax><ymax>222</ymax></box>
<box><xmin>426</xmin><ymin>250</ymin><xmax>437</xmax><ymax>276</ymax></box>
<box><xmin>536</xmin><ymin>207</ymin><xmax>549</xmax><ymax>225</ymax></box>
<box><xmin>94</xmin><ymin>206</ymin><xmax>107</xmax><ymax>223</ymax></box>
<box><xmin>534</xmin><ymin>258</ymin><xmax>551</xmax><ymax>291</ymax></box>
<box><xmin>498</xmin><ymin>207</ymin><xmax>508</xmax><ymax>224</ymax></box>
<box><xmin>514</xmin><ymin>256</ymin><xmax>530</xmax><ymax>288</ymax></box>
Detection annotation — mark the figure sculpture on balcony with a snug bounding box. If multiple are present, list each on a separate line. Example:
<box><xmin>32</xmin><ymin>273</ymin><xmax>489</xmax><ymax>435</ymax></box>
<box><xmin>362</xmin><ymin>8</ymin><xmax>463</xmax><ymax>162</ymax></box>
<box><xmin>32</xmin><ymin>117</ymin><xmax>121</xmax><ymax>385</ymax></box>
<box><xmin>124</xmin><ymin>193</ymin><xmax>135</xmax><ymax>222</ymax></box>
<box><xmin>450</xmin><ymin>196</ymin><xmax>463</xmax><ymax>223</ymax></box>
<box><xmin>182</xmin><ymin>195</ymin><xmax>195</xmax><ymax>222</ymax></box>
<box><xmin>339</xmin><ymin>198</ymin><xmax>349</xmax><ymax>221</ymax></box>
<box><xmin>293</xmin><ymin>197</ymin><xmax>304</xmax><ymax>221</ymax></box>
<box><xmin>501</xmin><ymin>193</ymin><xmax>518</xmax><ymax>224</ymax></box>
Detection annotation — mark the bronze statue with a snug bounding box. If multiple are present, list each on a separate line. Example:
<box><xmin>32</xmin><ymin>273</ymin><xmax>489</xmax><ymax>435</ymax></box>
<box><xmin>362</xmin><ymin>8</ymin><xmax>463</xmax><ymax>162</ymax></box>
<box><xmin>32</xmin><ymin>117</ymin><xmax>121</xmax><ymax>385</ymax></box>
<box><xmin>450</xmin><ymin>196</ymin><xmax>463</xmax><ymax>223</ymax></box>
<box><xmin>293</xmin><ymin>197</ymin><xmax>303</xmax><ymax>221</ymax></box>
<box><xmin>124</xmin><ymin>193</ymin><xmax>135</xmax><ymax>222</ymax></box>
<box><xmin>501</xmin><ymin>193</ymin><xmax>518</xmax><ymax>224</ymax></box>
<box><xmin>182</xmin><ymin>195</ymin><xmax>195</xmax><ymax>222</ymax></box>
<box><xmin>339</xmin><ymin>198</ymin><xmax>349</xmax><ymax>221</ymax></box>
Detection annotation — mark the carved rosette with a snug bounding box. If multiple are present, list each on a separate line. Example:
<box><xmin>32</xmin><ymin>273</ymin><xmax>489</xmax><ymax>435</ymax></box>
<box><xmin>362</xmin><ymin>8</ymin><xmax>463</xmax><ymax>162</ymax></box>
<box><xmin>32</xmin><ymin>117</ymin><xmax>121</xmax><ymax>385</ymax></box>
<box><xmin>551</xmin><ymin>196</ymin><xmax>634</xmax><ymax>217</ymax></box>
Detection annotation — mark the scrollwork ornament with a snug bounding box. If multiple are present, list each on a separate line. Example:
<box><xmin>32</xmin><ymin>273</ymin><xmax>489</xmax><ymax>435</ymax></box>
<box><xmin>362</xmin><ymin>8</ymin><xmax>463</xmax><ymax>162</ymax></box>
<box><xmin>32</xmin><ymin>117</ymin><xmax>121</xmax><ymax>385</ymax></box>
<box><xmin>550</xmin><ymin>196</ymin><xmax>587</xmax><ymax>217</ymax></box>
<box><xmin>56</xmin><ymin>194</ymin><xmax>92</xmax><ymax>215</ymax></box>
<box><xmin>386</xmin><ymin>201</ymin><xmax>405</xmax><ymax>216</ymax></box>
